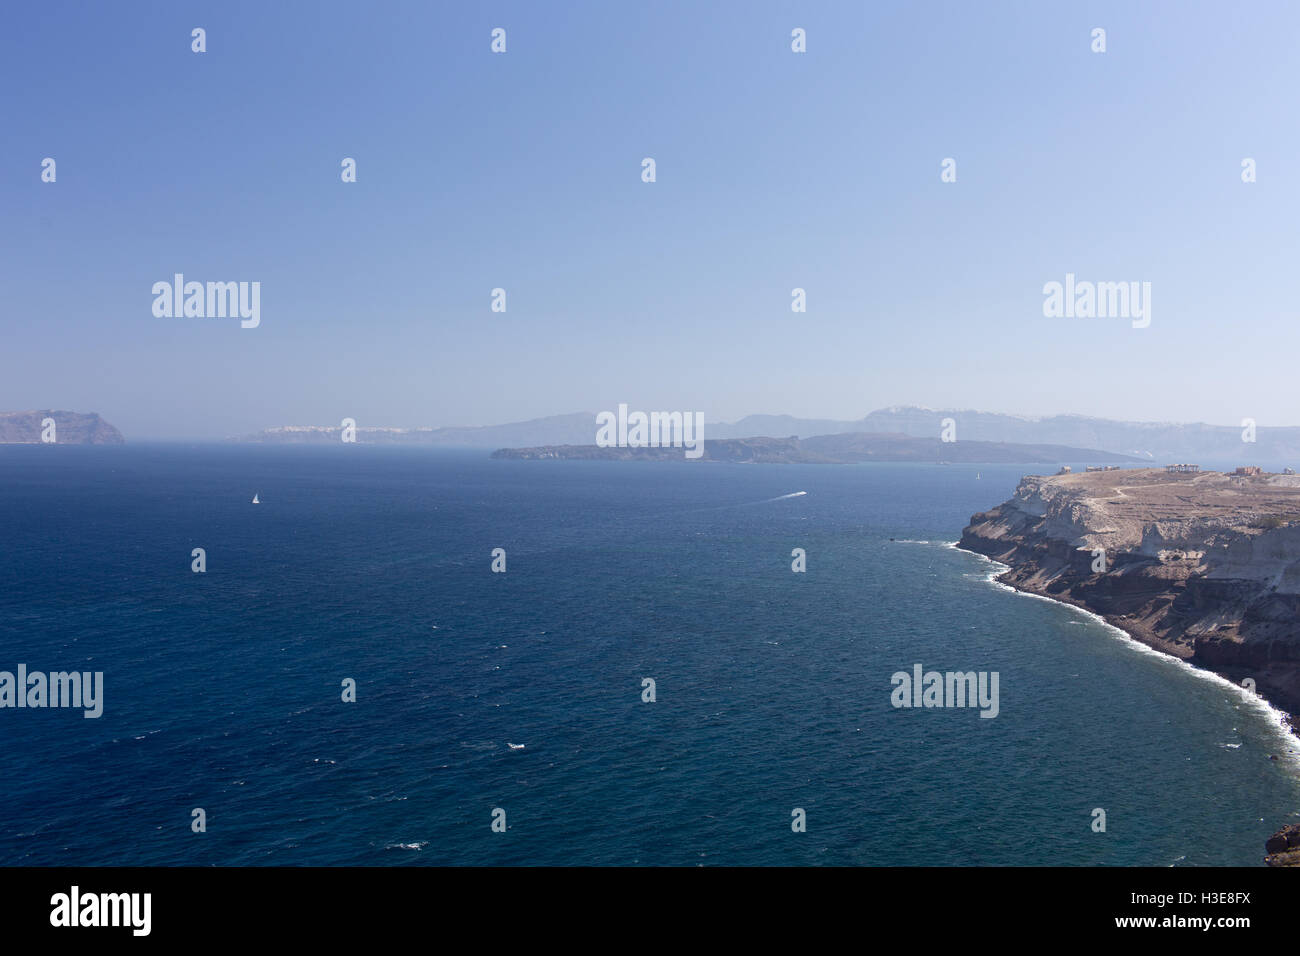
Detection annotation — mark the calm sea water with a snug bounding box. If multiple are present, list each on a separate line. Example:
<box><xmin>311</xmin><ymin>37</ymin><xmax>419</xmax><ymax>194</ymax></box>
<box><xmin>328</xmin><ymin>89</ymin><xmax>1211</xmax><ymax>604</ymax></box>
<box><xmin>1</xmin><ymin>445</ymin><xmax>1297</xmax><ymax>866</ymax></box>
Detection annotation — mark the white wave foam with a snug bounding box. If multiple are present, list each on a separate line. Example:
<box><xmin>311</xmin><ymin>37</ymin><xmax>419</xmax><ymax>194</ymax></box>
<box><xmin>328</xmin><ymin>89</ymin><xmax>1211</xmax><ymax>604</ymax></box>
<box><xmin>957</xmin><ymin>546</ymin><xmax>1300</xmax><ymax>770</ymax></box>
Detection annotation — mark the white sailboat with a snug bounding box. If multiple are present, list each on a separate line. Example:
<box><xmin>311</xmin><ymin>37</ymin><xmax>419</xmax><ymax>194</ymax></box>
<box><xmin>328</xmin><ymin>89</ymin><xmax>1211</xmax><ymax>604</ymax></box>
<box><xmin>252</xmin><ymin>493</ymin><xmax>260</xmax><ymax>504</ymax></box>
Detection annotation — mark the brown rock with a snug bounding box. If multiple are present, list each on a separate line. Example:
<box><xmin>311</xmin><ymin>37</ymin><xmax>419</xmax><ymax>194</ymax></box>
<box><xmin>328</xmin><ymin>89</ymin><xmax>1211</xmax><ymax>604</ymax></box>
<box><xmin>1265</xmin><ymin>824</ymin><xmax>1300</xmax><ymax>865</ymax></box>
<box><xmin>1265</xmin><ymin>847</ymin><xmax>1300</xmax><ymax>867</ymax></box>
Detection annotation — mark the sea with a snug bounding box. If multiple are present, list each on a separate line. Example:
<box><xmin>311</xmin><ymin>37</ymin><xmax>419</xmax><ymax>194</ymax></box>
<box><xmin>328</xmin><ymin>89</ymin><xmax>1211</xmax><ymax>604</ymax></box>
<box><xmin>1</xmin><ymin>445</ymin><xmax>1297</xmax><ymax>866</ymax></box>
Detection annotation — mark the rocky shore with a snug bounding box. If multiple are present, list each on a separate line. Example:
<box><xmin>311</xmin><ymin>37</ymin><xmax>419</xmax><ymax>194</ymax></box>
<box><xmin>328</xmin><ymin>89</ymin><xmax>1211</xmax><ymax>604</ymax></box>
<box><xmin>959</xmin><ymin>467</ymin><xmax>1300</xmax><ymax>864</ymax></box>
<box><xmin>1266</xmin><ymin>824</ymin><xmax>1300</xmax><ymax>866</ymax></box>
<box><xmin>958</xmin><ymin>468</ymin><xmax>1300</xmax><ymax>730</ymax></box>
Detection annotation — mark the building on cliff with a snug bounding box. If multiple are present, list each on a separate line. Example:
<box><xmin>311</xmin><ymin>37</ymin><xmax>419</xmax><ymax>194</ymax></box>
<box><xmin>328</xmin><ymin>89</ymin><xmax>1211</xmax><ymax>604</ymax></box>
<box><xmin>1234</xmin><ymin>466</ymin><xmax>1263</xmax><ymax>476</ymax></box>
<box><xmin>1164</xmin><ymin>463</ymin><xmax>1200</xmax><ymax>473</ymax></box>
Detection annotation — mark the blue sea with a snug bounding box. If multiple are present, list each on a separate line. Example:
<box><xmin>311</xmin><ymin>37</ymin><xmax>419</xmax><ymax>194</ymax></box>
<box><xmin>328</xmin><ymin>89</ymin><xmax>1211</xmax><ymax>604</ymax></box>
<box><xmin>1</xmin><ymin>445</ymin><xmax>1297</xmax><ymax>866</ymax></box>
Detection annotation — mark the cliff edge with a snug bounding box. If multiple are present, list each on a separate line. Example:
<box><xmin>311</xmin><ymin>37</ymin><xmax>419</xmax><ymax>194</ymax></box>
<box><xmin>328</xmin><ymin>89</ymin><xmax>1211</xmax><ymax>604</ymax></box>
<box><xmin>958</xmin><ymin>467</ymin><xmax>1300</xmax><ymax>725</ymax></box>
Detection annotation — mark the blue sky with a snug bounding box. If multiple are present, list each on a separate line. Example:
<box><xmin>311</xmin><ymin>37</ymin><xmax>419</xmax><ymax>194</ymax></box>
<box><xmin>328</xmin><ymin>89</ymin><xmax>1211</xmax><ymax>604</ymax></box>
<box><xmin>3</xmin><ymin>0</ymin><xmax>1299</xmax><ymax>438</ymax></box>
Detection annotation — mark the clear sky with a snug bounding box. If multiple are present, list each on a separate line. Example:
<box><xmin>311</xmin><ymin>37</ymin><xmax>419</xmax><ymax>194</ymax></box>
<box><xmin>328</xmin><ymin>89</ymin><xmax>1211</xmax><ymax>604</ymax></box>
<box><xmin>3</xmin><ymin>0</ymin><xmax>1299</xmax><ymax>438</ymax></box>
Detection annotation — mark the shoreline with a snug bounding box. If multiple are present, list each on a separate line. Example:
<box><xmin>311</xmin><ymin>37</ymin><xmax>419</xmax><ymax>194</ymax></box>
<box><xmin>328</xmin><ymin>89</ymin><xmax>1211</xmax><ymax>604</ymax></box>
<box><xmin>952</xmin><ymin>541</ymin><xmax>1300</xmax><ymax>744</ymax></box>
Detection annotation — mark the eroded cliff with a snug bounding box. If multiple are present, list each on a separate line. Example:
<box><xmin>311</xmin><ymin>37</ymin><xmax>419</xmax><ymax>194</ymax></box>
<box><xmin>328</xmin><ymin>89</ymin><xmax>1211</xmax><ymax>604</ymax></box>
<box><xmin>959</xmin><ymin>468</ymin><xmax>1300</xmax><ymax>723</ymax></box>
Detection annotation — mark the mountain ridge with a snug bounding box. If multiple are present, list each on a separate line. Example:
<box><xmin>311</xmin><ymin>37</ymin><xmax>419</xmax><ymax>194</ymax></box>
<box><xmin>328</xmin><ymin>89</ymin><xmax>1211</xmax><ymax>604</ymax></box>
<box><xmin>233</xmin><ymin>406</ymin><xmax>1300</xmax><ymax>461</ymax></box>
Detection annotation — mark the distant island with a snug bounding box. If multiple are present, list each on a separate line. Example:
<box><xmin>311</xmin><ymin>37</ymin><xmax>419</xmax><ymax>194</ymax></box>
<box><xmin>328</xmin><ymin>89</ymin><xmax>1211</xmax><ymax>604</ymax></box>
<box><xmin>0</xmin><ymin>411</ymin><xmax>124</xmax><ymax>444</ymax></box>
<box><xmin>491</xmin><ymin>433</ymin><xmax>1143</xmax><ymax>465</ymax></box>
<box><xmin>235</xmin><ymin>406</ymin><xmax>1300</xmax><ymax>460</ymax></box>
<box><xmin>232</xmin><ymin>415</ymin><xmax>602</xmax><ymax>447</ymax></box>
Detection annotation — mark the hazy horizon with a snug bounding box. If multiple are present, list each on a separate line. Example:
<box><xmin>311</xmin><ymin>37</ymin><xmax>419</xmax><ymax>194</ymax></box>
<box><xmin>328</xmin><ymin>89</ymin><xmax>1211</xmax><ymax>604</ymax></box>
<box><xmin>6</xmin><ymin>0</ymin><xmax>1299</xmax><ymax>438</ymax></box>
<box><xmin>30</xmin><ymin>400</ymin><xmax>1300</xmax><ymax>444</ymax></box>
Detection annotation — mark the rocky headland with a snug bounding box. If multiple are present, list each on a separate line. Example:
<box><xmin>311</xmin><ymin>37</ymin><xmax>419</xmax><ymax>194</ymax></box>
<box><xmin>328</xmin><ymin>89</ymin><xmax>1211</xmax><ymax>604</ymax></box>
<box><xmin>960</xmin><ymin>467</ymin><xmax>1300</xmax><ymax>864</ymax></box>
<box><xmin>0</xmin><ymin>410</ymin><xmax>124</xmax><ymax>444</ymax></box>
<box><xmin>959</xmin><ymin>467</ymin><xmax>1300</xmax><ymax>726</ymax></box>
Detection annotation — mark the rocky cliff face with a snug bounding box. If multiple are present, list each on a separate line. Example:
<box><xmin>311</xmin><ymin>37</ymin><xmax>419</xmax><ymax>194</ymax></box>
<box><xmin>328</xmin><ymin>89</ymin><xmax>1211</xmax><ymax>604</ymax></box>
<box><xmin>0</xmin><ymin>410</ymin><xmax>124</xmax><ymax>444</ymax></box>
<box><xmin>1266</xmin><ymin>824</ymin><xmax>1300</xmax><ymax>866</ymax></box>
<box><xmin>958</xmin><ymin>468</ymin><xmax>1300</xmax><ymax>723</ymax></box>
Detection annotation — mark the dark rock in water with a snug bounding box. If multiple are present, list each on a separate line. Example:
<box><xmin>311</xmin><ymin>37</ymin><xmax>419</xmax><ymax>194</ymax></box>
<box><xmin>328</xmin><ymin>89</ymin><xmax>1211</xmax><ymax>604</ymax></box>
<box><xmin>1265</xmin><ymin>825</ymin><xmax>1299</xmax><ymax>853</ymax></box>
<box><xmin>1266</xmin><ymin>824</ymin><xmax>1300</xmax><ymax>865</ymax></box>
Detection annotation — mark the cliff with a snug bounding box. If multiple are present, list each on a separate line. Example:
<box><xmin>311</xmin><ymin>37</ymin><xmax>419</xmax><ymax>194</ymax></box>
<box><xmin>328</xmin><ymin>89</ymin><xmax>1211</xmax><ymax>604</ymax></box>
<box><xmin>0</xmin><ymin>410</ymin><xmax>124</xmax><ymax>444</ymax></box>
<box><xmin>958</xmin><ymin>468</ymin><xmax>1300</xmax><ymax>725</ymax></box>
<box><xmin>1266</xmin><ymin>824</ymin><xmax>1300</xmax><ymax>866</ymax></box>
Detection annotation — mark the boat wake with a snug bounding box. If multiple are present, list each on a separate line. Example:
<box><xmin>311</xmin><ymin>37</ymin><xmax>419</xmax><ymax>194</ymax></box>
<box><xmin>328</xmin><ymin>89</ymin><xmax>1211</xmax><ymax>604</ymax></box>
<box><xmin>684</xmin><ymin>490</ymin><xmax>808</xmax><ymax>515</ymax></box>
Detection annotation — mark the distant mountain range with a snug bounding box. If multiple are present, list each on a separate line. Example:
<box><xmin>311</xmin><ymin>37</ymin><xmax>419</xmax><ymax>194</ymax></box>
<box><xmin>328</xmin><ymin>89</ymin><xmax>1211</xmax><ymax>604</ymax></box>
<box><xmin>492</xmin><ymin>433</ymin><xmax>1142</xmax><ymax>465</ymax></box>
<box><xmin>235</xmin><ymin>416</ymin><xmax>601</xmax><ymax>448</ymax></box>
<box><xmin>237</xmin><ymin>406</ymin><xmax>1300</xmax><ymax>462</ymax></box>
